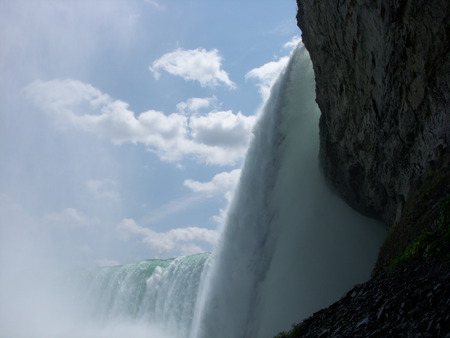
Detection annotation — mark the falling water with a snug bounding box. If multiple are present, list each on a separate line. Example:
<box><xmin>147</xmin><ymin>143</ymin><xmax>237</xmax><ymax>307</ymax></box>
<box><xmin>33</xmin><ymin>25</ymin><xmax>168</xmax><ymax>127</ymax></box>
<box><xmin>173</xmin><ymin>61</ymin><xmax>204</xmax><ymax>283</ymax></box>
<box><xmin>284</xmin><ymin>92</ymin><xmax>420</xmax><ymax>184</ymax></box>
<box><xmin>77</xmin><ymin>253</ymin><xmax>209</xmax><ymax>338</ymax></box>
<box><xmin>190</xmin><ymin>44</ymin><xmax>386</xmax><ymax>338</ymax></box>
<box><xmin>1</xmin><ymin>44</ymin><xmax>385</xmax><ymax>338</ymax></box>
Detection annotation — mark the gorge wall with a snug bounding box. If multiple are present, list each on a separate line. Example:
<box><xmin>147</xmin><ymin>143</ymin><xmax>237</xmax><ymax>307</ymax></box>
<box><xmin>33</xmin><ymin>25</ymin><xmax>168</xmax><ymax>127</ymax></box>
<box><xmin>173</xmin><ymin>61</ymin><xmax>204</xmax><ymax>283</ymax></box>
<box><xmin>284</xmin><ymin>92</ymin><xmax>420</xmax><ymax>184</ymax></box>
<box><xmin>296</xmin><ymin>0</ymin><xmax>449</xmax><ymax>274</ymax></box>
<box><xmin>273</xmin><ymin>2</ymin><xmax>450</xmax><ymax>336</ymax></box>
<box><xmin>296</xmin><ymin>0</ymin><xmax>449</xmax><ymax>227</ymax></box>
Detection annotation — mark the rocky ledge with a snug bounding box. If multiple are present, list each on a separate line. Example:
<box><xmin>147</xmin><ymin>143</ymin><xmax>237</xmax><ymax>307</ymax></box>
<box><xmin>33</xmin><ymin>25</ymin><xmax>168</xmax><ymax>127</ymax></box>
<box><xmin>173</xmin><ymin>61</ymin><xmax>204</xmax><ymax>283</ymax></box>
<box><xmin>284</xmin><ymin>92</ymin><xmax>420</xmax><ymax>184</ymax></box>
<box><xmin>275</xmin><ymin>261</ymin><xmax>450</xmax><ymax>337</ymax></box>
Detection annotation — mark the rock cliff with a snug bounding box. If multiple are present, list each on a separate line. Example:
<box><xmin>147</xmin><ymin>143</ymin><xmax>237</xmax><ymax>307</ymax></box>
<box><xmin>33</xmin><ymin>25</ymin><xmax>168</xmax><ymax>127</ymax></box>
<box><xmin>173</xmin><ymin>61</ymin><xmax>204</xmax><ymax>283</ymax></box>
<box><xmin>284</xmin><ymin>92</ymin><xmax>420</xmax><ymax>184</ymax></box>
<box><xmin>276</xmin><ymin>1</ymin><xmax>450</xmax><ymax>336</ymax></box>
<box><xmin>296</xmin><ymin>0</ymin><xmax>449</xmax><ymax>226</ymax></box>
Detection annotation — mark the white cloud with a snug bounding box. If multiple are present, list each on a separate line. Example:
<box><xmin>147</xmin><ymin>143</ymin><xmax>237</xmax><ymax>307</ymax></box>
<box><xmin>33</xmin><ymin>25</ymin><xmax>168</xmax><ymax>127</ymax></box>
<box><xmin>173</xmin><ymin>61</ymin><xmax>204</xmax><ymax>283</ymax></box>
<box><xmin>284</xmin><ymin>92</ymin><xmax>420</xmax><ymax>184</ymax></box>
<box><xmin>246</xmin><ymin>56</ymin><xmax>290</xmax><ymax>101</ymax></box>
<box><xmin>43</xmin><ymin>208</ymin><xmax>99</xmax><ymax>228</ymax></box>
<box><xmin>139</xmin><ymin>169</ymin><xmax>240</xmax><ymax>229</ymax></box>
<box><xmin>184</xmin><ymin>169</ymin><xmax>241</xmax><ymax>201</ymax></box>
<box><xmin>246</xmin><ymin>35</ymin><xmax>302</xmax><ymax>101</ymax></box>
<box><xmin>184</xmin><ymin>169</ymin><xmax>241</xmax><ymax>228</ymax></box>
<box><xmin>117</xmin><ymin>218</ymin><xmax>217</xmax><ymax>256</ymax></box>
<box><xmin>85</xmin><ymin>179</ymin><xmax>120</xmax><ymax>202</ymax></box>
<box><xmin>176</xmin><ymin>97</ymin><xmax>215</xmax><ymax>114</ymax></box>
<box><xmin>211</xmin><ymin>208</ymin><xmax>228</xmax><ymax>227</ymax></box>
<box><xmin>150</xmin><ymin>48</ymin><xmax>236</xmax><ymax>88</ymax></box>
<box><xmin>283</xmin><ymin>35</ymin><xmax>302</xmax><ymax>50</ymax></box>
<box><xmin>25</xmin><ymin>79</ymin><xmax>255</xmax><ymax>165</ymax></box>
<box><xmin>190</xmin><ymin>111</ymin><xmax>256</xmax><ymax>148</ymax></box>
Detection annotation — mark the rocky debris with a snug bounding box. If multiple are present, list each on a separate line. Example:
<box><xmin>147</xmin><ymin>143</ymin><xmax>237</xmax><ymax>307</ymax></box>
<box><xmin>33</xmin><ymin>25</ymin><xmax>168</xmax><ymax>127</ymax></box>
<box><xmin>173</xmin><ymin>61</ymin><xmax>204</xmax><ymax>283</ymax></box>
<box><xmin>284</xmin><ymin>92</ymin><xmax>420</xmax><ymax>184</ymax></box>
<box><xmin>296</xmin><ymin>0</ymin><xmax>450</xmax><ymax>226</ymax></box>
<box><xmin>275</xmin><ymin>261</ymin><xmax>450</xmax><ymax>337</ymax></box>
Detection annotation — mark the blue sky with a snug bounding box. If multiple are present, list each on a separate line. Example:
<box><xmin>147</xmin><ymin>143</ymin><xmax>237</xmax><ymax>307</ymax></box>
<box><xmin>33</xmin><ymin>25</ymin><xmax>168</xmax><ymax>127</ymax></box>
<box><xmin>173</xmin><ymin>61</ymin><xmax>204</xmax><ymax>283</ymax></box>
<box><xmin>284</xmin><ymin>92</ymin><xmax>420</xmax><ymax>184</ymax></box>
<box><xmin>0</xmin><ymin>0</ymin><xmax>300</xmax><ymax>266</ymax></box>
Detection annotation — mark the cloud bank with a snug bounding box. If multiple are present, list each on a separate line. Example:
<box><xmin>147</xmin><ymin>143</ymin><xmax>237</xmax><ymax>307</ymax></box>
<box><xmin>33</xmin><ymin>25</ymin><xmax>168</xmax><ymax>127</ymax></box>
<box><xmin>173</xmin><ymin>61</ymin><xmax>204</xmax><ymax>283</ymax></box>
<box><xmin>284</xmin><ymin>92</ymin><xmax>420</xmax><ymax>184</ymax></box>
<box><xmin>25</xmin><ymin>79</ymin><xmax>255</xmax><ymax>165</ymax></box>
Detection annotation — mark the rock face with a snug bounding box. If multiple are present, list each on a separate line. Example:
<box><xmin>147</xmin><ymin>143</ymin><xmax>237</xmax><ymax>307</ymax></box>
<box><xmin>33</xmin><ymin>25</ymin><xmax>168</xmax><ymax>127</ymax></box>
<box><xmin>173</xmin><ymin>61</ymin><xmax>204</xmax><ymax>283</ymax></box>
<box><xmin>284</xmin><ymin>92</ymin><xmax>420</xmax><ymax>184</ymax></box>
<box><xmin>297</xmin><ymin>0</ymin><xmax>449</xmax><ymax>225</ymax></box>
<box><xmin>285</xmin><ymin>2</ymin><xmax>450</xmax><ymax>335</ymax></box>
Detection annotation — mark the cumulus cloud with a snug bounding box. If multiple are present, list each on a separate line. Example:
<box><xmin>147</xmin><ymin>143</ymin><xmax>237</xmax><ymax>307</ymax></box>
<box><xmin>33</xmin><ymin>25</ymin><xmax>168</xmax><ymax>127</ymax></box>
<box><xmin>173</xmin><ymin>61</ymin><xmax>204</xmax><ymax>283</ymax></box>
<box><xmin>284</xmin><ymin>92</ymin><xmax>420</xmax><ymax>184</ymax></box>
<box><xmin>117</xmin><ymin>218</ymin><xmax>217</xmax><ymax>256</ymax></box>
<box><xmin>211</xmin><ymin>208</ymin><xmax>229</xmax><ymax>227</ymax></box>
<box><xmin>283</xmin><ymin>35</ymin><xmax>302</xmax><ymax>50</ymax></box>
<box><xmin>246</xmin><ymin>56</ymin><xmax>290</xmax><ymax>101</ymax></box>
<box><xmin>190</xmin><ymin>111</ymin><xmax>256</xmax><ymax>148</ymax></box>
<box><xmin>184</xmin><ymin>169</ymin><xmax>240</xmax><ymax>201</ymax></box>
<box><xmin>43</xmin><ymin>208</ymin><xmax>99</xmax><ymax>228</ymax></box>
<box><xmin>150</xmin><ymin>48</ymin><xmax>236</xmax><ymax>88</ymax></box>
<box><xmin>176</xmin><ymin>97</ymin><xmax>216</xmax><ymax>114</ymax></box>
<box><xmin>25</xmin><ymin>79</ymin><xmax>255</xmax><ymax>165</ymax></box>
<box><xmin>246</xmin><ymin>35</ymin><xmax>302</xmax><ymax>101</ymax></box>
<box><xmin>139</xmin><ymin>169</ymin><xmax>240</xmax><ymax>229</ymax></box>
<box><xmin>184</xmin><ymin>169</ymin><xmax>241</xmax><ymax>227</ymax></box>
<box><xmin>85</xmin><ymin>179</ymin><xmax>120</xmax><ymax>202</ymax></box>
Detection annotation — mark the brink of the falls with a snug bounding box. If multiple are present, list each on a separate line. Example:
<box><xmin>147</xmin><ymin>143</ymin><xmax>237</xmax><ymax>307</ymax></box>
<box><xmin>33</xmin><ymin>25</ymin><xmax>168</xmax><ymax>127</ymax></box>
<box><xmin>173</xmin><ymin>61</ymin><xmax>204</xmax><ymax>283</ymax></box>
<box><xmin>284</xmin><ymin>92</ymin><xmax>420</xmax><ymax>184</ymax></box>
<box><xmin>190</xmin><ymin>44</ymin><xmax>386</xmax><ymax>338</ymax></box>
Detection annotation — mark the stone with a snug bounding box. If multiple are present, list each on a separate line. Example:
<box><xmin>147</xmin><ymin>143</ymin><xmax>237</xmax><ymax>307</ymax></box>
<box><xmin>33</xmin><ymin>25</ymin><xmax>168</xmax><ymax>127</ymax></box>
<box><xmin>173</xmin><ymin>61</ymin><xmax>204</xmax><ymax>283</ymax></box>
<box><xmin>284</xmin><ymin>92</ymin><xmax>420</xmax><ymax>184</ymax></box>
<box><xmin>296</xmin><ymin>0</ymin><xmax>450</xmax><ymax>226</ymax></box>
<box><xmin>274</xmin><ymin>1</ymin><xmax>450</xmax><ymax>337</ymax></box>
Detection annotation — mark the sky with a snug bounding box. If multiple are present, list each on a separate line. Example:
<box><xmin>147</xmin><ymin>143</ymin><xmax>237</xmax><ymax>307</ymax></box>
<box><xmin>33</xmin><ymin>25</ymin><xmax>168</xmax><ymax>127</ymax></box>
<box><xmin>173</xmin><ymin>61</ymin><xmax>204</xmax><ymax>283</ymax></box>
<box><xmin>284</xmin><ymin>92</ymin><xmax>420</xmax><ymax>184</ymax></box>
<box><xmin>0</xmin><ymin>0</ymin><xmax>301</xmax><ymax>267</ymax></box>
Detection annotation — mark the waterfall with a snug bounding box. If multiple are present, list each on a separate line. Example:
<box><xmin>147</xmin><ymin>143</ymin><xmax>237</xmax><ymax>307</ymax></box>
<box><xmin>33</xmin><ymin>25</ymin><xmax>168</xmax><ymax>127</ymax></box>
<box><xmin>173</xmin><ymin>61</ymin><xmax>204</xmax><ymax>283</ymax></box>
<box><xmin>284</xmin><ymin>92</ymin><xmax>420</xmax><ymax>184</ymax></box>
<box><xmin>80</xmin><ymin>259</ymin><xmax>173</xmax><ymax>320</ymax></box>
<box><xmin>190</xmin><ymin>44</ymin><xmax>386</xmax><ymax>338</ymax></box>
<box><xmin>61</xmin><ymin>43</ymin><xmax>385</xmax><ymax>338</ymax></box>
<box><xmin>138</xmin><ymin>253</ymin><xmax>209</xmax><ymax>337</ymax></box>
<box><xmin>76</xmin><ymin>253</ymin><xmax>209</xmax><ymax>338</ymax></box>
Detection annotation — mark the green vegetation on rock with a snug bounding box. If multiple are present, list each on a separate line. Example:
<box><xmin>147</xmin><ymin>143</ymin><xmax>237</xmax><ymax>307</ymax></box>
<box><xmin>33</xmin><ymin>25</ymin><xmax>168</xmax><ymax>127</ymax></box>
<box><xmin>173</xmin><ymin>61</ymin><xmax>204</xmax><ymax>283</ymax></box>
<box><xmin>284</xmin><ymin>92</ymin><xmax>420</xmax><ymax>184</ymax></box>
<box><xmin>373</xmin><ymin>159</ymin><xmax>449</xmax><ymax>275</ymax></box>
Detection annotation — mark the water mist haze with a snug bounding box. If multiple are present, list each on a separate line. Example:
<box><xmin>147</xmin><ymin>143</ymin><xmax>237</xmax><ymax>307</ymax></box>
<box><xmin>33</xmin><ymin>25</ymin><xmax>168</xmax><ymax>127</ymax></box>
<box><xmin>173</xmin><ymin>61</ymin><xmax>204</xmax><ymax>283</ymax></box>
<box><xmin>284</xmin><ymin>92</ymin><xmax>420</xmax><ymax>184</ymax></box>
<box><xmin>0</xmin><ymin>44</ymin><xmax>386</xmax><ymax>338</ymax></box>
<box><xmin>190</xmin><ymin>45</ymin><xmax>386</xmax><ymax>338</ymax></box>
<box><xmin>1</xmin><ymin>2</ymin><xmax>387</xmax><ymax>338</ymax></box>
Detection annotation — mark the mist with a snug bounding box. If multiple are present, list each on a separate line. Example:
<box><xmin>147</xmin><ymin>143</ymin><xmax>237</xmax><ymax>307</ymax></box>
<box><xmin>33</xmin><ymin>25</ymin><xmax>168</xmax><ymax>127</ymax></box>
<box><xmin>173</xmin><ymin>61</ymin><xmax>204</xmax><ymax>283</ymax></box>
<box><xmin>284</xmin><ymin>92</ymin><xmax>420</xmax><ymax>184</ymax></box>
<box><xmin>190</xmin><ymin>45</ymin><xmax>386</xmax><ymax>338</ymax></box>
<box><xmin>1</xmin><ymin>2</ymin><xmax>386</xmax><ymax>338</ymax></box>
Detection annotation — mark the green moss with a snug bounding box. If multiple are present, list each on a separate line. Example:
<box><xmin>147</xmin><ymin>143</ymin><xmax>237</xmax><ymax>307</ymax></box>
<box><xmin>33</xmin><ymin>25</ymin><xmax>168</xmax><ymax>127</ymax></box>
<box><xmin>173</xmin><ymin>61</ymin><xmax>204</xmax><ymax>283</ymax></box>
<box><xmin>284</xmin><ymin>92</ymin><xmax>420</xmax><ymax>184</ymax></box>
<box><xmin>387</xmin><ymin>222</ymin><xmax>450</xmax><ymax>271</ymax></box>
<box><xmin>372</xmin><ymin>161</ymin><xmax>449</xmax><ymax>276</ymax></box>
<box><xmin>273</xmin><ymin>324</ymin><xmax>303</xmax><ymax>338</ymax></box>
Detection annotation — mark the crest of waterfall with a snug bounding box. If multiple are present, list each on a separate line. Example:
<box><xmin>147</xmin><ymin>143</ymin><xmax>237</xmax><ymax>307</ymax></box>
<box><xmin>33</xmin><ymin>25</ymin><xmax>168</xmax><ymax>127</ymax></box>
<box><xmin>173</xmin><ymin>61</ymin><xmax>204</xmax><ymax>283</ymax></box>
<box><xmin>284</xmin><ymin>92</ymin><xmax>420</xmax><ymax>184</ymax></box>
<box><xmin>190</xmin><ymin>44</ymin><xmax>386</xmax><ymax>338</ymax></box>
<box><xmin>79</xmin><ymin>259</ymin><xmax>172</xmax><ymax>320</ymax></box>
<box><xmin>78</xmin><ymin>253</ymin><xmax>209</xmax><ymax>338</ymax></box>
<box><xmin>138</xmin><ymin>253</ymin><xmax>209</xmax><ymax>337</ymax></box>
